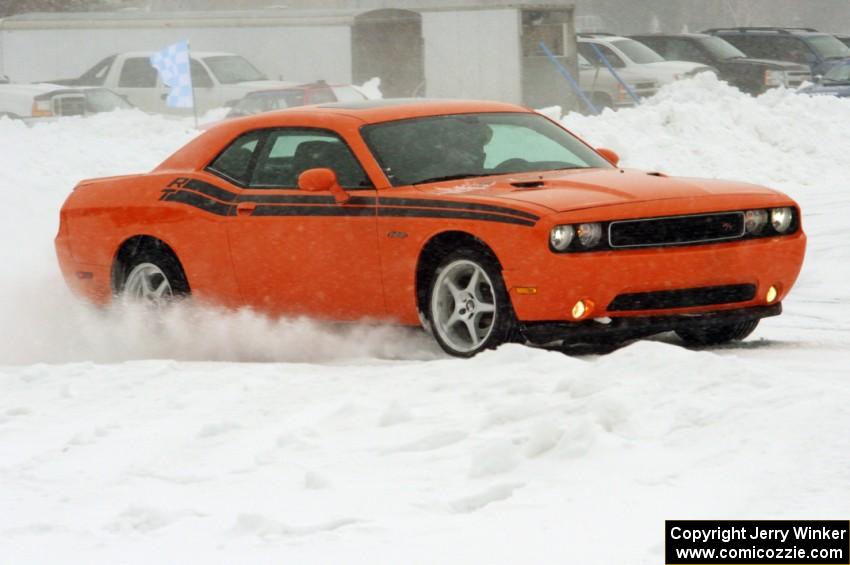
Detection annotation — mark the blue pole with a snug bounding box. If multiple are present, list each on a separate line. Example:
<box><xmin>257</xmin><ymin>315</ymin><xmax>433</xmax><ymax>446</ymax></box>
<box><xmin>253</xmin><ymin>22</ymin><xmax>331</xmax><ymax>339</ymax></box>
<box><xmin>588</xmin><ymin>43</ymin><xmax>641</xmax><ymax>105</ymax></box>
<box><xmin>538</xmin><ymin>41</ymin><xmax>598</xmax><ymax>115</ymax></box>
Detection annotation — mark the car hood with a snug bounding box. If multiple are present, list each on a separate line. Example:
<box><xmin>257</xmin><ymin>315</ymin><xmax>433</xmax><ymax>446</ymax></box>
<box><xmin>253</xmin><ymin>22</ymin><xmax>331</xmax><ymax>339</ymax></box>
<box><xmin>643</xmin><ymin>61</ymin><xmax>715</xmax><ymax>75</ymax></box>
<box><xmin>800</xmin><ymin>82</ymin><xmax>850</xmax><ymax>95</ymax></box>
<box><xmin>417</xmin><ymin>169</ymin><xmax>782</xmax><ymax>214</ymax></box>
<box><xmin>723</xmin><ymin>57</ymin><xmax>809</xmax><ymax>71</ymax></box>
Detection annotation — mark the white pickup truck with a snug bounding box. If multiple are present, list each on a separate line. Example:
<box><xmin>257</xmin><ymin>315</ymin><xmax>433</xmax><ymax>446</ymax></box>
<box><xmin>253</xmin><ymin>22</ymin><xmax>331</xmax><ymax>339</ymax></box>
<box><xmin>49</xmin><ymin>51</ymin><xmax>295</xmax><ymax>114</ymax></box>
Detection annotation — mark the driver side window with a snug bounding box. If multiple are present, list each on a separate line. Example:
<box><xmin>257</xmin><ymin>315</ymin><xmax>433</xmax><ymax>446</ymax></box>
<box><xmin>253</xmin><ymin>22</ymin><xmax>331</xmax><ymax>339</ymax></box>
<box><xmin>579</xmin><ymin>43</ymin><xmax>626</xmax><ymax>68</ymax></box>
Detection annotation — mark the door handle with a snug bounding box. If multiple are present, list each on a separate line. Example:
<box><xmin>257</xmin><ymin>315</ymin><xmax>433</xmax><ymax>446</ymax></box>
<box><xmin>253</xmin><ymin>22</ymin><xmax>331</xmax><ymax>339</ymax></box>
<box><xmin>236</xmin><ymin>201</ymin><xmax>257</xmax><ymax>216</ymax></box>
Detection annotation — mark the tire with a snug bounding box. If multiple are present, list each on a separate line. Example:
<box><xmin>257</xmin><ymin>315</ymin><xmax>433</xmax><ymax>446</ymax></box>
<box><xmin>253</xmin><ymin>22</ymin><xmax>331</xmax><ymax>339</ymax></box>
<box><xmin>117</xmin><ymin>246</ymin><xmax>189</xmax><ymax>304</ymax></box>
<box><xmin>675</xmin><ymin>319</ymin><xmax>759</xmax><ymax>346</ymax></box>
<box><xmin>426</xmin><ymin>248</ymin><xmax>516</xmax><ymax>357</ymax></box>
<box><xmin>591</xmin><ymin>93</ymin><xmax>613</xmax><ymax>111</ymax></box>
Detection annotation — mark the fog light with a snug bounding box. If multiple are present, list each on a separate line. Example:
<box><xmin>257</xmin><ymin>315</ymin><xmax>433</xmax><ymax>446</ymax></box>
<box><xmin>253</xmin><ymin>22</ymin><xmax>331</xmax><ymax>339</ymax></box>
<box><xmin>571</xmin><ymin>299</ymin><xmax>594</xmax><ymax>320</ymax></box>
<box><xmin>766</xmin><ymin>285</ymin><xmax>779</xmax><ymax>304</ymax></box>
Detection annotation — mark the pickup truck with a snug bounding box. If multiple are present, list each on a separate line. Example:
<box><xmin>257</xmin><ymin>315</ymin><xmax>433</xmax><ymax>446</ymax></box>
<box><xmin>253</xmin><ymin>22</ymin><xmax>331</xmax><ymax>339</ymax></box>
<box><xmin>631</xmin><ymin>33</ymin><xmax>810</xmax><ymax>94</ymax></box>
<box><xmin>48</xmin><ymin>51</ymin><xmax>295</xmax><ymax>114</ymax></box>
<box><xmin>0</xmin><ymin>83</ymin><xmax>132</xmax><ymax>121</ymax></box>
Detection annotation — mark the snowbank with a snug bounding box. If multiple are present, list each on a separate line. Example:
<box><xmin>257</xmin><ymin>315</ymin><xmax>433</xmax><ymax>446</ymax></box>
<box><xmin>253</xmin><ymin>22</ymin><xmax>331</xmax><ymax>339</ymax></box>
<box><xmin>1</xmin><ymin>78</ymin><xmax>849</xmax><ymax>564</ymax></box>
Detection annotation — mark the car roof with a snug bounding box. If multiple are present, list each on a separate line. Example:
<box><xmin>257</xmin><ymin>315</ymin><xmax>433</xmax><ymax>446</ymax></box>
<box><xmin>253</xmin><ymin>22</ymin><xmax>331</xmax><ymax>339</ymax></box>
<box><xmin>704</xmin><ymin>27</ymin><xmax>826</xmax><ymax>36</ymax></box>
<box><xmin>246</xmin><ymin>83</ymin><xmax>352</xmax><ymax>95</ymax></box>
<box><xmin>118</xmin><ymin>51</ymin><xmax>239</xmax><ymax>58</ymax></box>
<box><xmin>631</xmin><ymin>33</ymin><xmax>712</xmax><ymax>39</ymax></box>
<box><xmin>579</xmin><ymin>35</ymin><xmax>629</xmax><ymax>42</ymax></box>
<box><xmin>248</xmin><ymin>98</ymin><xmax>528</xmax><ymax>124</ymax></box>
<box><xmin>156</xmin><ymin>99</ymin><xmax>531</xmax><ymax>172</ymax></box>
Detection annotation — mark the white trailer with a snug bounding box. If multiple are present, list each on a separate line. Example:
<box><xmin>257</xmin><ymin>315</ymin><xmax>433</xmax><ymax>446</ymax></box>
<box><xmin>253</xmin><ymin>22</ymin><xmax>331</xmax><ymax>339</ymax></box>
<box><xmin>0</xmin><ymin>4</ymin><xmax>578</xmax><ymax>109</ymax></box>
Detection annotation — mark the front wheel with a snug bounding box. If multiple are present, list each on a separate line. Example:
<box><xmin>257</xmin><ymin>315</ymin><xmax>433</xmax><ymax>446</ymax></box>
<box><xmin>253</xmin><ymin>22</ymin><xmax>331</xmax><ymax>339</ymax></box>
<box><xmin>427</xmin><ymin>249</ymin><xmax>515</xmax><ymax>357</ymax></box>
<box><xmin>675</xmin><ymin>319</ymin><xmax>759</xmax><ymax>346</ymax></box>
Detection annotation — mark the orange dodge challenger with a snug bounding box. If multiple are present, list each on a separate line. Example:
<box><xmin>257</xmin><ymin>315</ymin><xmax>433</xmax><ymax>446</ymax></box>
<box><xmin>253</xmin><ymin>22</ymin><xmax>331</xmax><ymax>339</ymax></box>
<box><xmin>56</xmin><ymin>99</ymin><xmax>806</xmax><ymax>357</ymax></box>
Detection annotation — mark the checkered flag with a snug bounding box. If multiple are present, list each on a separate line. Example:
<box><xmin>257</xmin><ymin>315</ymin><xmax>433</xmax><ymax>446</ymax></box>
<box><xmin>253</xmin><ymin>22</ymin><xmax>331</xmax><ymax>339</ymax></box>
<box><xmin>150</xmin><ymin>41</ymin><xmax>194</xmax><ymax>109</ymax></box>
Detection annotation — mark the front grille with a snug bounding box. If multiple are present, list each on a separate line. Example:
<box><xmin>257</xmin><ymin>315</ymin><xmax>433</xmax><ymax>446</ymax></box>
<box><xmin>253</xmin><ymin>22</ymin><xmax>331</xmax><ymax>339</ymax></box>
<box><xmin>608</xmin><ymin>284</ymin><xmax>757</xmax><ymax>312</ymax></box>
<box><xmin>787</xmin><ymin>71</ymin><xmax>811</xmax><ymax>86</ymax></box>
<box><xmin>608</xmin><ymin>212</ymin><xmax>745</xmax><ymax>248</ymax></box>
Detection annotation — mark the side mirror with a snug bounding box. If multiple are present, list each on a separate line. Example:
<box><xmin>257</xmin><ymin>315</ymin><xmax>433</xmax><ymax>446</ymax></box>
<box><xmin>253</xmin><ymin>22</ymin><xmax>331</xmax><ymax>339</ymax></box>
<box><xmin>814</xmin><ymin>74</ymin><xmax>824</xmax><ymax>83</ymax></box>
<box><xmin>298</xmin><ymin>167</ymin><xmax>350</xmax><ymax>204</ymax></box>
<box><xmin>596</xmin><ymin>147</ymin><xmax>620</xmax><ymax>167</ymax></box>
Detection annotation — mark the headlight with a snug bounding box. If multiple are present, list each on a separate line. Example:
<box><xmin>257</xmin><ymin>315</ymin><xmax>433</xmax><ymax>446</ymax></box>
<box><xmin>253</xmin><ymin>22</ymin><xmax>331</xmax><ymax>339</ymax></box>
<box><xmin>765</xmin><ymin>69</ymin><xmax>789</xmax><ymax>87</ymax></box>
<box><xmin>576</xmin><ymin>223</ymin><xmax>603</xmax><ymax>248</ymax></box>
<box><xmin>550</xmin><ymin>225</ymin><xmax>574</xmax><ymax>251</ymax></box>
<box><xmin>770</xmin><ymin>207</ymin><xmax>794</xmax><ymax>233</ymax></box>
<box><xmin>744</xmin><ymin>209</ymin><xmax>769</xmax><ymax>234</ymax></box>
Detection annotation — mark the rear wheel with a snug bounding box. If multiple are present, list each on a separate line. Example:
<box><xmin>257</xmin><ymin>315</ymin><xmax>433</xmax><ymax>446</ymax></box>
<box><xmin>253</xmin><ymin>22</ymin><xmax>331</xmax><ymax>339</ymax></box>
<box><xmin>427</xmin><ymin>249</ymin><xmax>515</xmax><ymax>357</ymax></box>
<box><xmin>118</xmin><ymin>246</ymin><xmax>189</xmax><ymax>305</ymax></box>
<box><xmin>675</xmin><ymin>319</ymin><xmax>759</xmax><ymax>346</ymax></box>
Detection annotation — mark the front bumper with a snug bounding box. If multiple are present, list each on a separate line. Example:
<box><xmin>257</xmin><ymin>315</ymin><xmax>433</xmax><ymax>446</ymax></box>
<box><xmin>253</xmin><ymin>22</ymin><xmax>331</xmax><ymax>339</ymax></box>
<box><xmin>521</xmin><ymin>303</ymin><xmax>782</xmax><ymax>345</ymax></box>
<box><xmin>503</xmin><ymin>232</ymin><xmax>805</xmax><ymax>322</ymax></box>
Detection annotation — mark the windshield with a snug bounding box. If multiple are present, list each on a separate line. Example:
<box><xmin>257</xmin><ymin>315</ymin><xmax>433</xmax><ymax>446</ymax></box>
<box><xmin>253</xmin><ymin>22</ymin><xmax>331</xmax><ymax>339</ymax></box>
<box><xmin>807</xmin><ymin>35</ymin><xmax>850</xmax><ymax>59</ymax></box>
<box><xmin>362</xmin><ymin>112</ymin><xmax>613</xmax><ymax>186</ymax></box>
<box><xmin>823</xmin><ymin>62</ymin><xmax>850</xmax><ymax>82</ymax></box>
<box><xmin>203</xmin><ymin>56</ymin><xmax>267</xmax><ymax>84</ymax></box>
<box><xmin>85</xmin><ymin>88</ymin><xmax>133</xmax><ymax>112</ymax></box>
<box><xmin>698</xmin><ymin>36</ymin><xmax>746</xmax><ymax>60</ymax></box>
<box><xmin>612</xmin><ymin>39</ymin><xmax>665</xmax><ymax>64</ymax></box>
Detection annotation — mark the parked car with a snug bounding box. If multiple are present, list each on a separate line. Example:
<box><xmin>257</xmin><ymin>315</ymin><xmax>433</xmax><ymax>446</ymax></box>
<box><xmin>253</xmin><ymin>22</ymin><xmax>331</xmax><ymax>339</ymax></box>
<box><xmin>0</xmin><ymin>84</ymin><xmax>132</xmax><ymax>121</ymax></box>
<box><xmin>799</xmin><ymin>61</ymin><xmax>850</xmax><ymax>97</ymax></box>
<box><xmin>630</xmin><ymin>33</ymin><xmax>810</xmax><ymax>94</ymax></box>
<box><xmin>704</xmin><ymin>27</ymin><xmax>850</xmax><ymax>77</ymax></box>
<box><xmin>577</xmin><ymin>54</ymin><xmax>659</xmax><ymax>110</ymax></box>
<box><xmin>48</xmin><ymin>52</ymin><xmax>295</xmax><ymax>114</ymax></box>
<box><xmin>578</xmin><ymin>34</ymin><xmax>716</xmax><ymax>86</ymax></box>
<box><xmin>227</xmin><ymin>81</ymin><xmax>367</xmax><ymax>118</ymax></box>
<box><xmin>56</xmin><ymin>99</ymin><xmax>805</xmax><ymax>357</ymax></box>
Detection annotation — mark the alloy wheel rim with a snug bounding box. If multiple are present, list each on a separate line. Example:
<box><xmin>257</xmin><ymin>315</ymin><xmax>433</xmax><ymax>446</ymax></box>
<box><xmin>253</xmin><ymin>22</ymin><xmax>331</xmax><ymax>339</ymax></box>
<box><xmin>124</xmin><ymin>263</ymin><xmax>173</xmax><ymax>303</ymax></box>
<box><xmin>431</xmin><ymin>259</ymin><xmax>497</xmax><ymax>353</ymax></box>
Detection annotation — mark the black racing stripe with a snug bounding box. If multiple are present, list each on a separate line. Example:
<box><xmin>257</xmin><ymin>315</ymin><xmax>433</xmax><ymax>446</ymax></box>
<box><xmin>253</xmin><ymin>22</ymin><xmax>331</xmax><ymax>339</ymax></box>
<box><xmin>164</xmin><ymin>190</ymin><xmax>534</xmax><ymax>226</ymax></box>
<box><xmin>378</xmin><ymin>207</ymin><xmax>536</xmax><ymax>227</ymax></box>
<box><xmin>185</xmin><ymin>179</ymin><xmax>239</xmax><ymax>203</ymax></box>
<box><xmin>179</xmin><ymin>179</ymin><xmax>538</xmax><ymax>222</ymax></box>
<box><xmin>163</xmin><ymin>190</ymin><xmax>234</xmax><ymax>216</ymax></box>
<box><xmin>239</xmin><ymin>194</ymin><xmax>377</xmax><ymax>206</ymax></box>
<box><xmin>251</xmin><ymin>204</ymin><xmax>377</xmax><ymax>217</ymax></box>
<box><xmin>379</xmin><ymin>197</ymin><xmax>540</xmax><ymax>221</ymax></box>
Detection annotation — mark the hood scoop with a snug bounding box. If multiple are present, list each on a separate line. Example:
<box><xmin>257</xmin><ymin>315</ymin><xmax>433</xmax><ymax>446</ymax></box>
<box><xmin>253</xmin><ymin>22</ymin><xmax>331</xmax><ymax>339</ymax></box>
<box><xmin>510</xmin><ymin>179</ymin><xmax>546</xmax><ymax>189</ymax></box>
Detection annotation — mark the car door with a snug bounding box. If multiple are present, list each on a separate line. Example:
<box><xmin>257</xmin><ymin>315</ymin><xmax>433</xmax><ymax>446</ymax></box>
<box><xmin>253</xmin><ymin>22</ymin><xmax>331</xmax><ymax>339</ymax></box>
<box><xmin>212</xmin><ymin>127</ymin><xmax>384</xmax><ymax>320</ymax></box>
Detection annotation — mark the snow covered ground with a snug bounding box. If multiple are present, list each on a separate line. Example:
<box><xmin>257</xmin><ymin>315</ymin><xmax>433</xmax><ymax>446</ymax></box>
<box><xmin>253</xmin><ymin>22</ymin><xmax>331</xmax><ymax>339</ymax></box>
<box><xmin>1</xmin><ymin>75</ymin><xmax>848</xmax><ymax>563</ymax></box>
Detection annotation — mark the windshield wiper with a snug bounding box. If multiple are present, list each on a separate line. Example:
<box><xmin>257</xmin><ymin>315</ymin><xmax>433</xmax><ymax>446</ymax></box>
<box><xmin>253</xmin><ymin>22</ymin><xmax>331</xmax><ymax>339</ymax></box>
<box><xmin>414</xmin><ymin>173</ymin><xmax>490</xmax><ymax>185</ymax></box>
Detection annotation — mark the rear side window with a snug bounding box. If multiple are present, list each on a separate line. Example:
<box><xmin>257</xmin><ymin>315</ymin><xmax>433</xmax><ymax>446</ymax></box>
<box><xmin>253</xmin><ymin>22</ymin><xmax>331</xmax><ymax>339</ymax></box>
<box><xmin>207</xmin><ymin>131</ymin><xmax>264</xmax><ymax>186</ymax></box>
<box><xmin>79</xmin><ymin>55</ymin><xmax>115</xmax><ymax>86</ymax></box>
<box><xmin>119</xmin><ymin>58</ymin><xmax>157</xmax><ymax>88</ymax></box>
<box><xmin>250</xmin><ymin>129</ymin><xmax>371</xmax><ymax>189</ymax></box>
